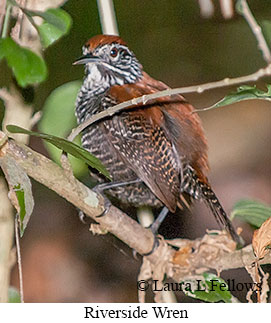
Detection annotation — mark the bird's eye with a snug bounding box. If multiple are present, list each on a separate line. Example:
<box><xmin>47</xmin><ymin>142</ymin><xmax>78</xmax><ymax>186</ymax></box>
<box><xmin>110</xmin><ymin>47</ymin><xmax>118</xmax><ymax>58</ymax></box>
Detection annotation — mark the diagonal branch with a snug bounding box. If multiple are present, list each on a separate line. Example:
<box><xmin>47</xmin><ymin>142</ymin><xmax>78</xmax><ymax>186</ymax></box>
<box><xmin>67</xmin><ymin>64</ymin><xmax>271</xmax><ymax>142</ymax></box>
<box><xmin>1</xmin><ymin>131</ymin><xmax>271</xmax><ymax>284</ymax></box>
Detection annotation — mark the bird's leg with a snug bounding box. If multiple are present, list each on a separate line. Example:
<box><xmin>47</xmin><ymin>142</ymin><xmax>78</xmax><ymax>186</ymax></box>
<box><xmin>93</xmin><ymin>178</ymin><xmax>142</xmax><ymax>192</ymax></box>
<box><xmin>93</xmin><ymin>178</ymin><xmax>143</xmax><ymax>217</ymax></box>
<box><xmin>150</xmin><ymin>206</ymin><xmax>169</xmax><ymax>234</ymax></box>
<box><xmin>142</xmin><ymin>206</ymin><xmax>169</xmax><ymax>256</ymax></box>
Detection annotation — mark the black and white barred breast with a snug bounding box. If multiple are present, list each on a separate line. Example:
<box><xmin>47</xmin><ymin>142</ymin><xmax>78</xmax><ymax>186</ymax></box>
<box><xmin>75</xmin><ymin>91</ymin><xmax>163</xmax><ymax>208</ymax></box>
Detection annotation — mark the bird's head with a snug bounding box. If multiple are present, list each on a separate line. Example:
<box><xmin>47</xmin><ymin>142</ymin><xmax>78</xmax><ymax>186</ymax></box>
<box><xmin>74</xmin><ymin>35</ymin><xmax>143</xmax><ymax>87</ymax></box>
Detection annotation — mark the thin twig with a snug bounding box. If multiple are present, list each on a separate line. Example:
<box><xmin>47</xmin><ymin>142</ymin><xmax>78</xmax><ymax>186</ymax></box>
<box><xmin>10</xmin><ymin>0</ymin><xmax>26</xmax><ymax>42</ymax></box>
<box><xmin>240</xmin><ymin>0</ymin><xmax>271</xmax><ymax>64</ymax></box>
<box><xmin>14</xmin><ymin>216</ymin><xmax>24</xmax><ymax>303</ymax></box>
<box><xmin>0</xmin><ymin>0</ymin><xmax>7</xmax><ymax>35</ymax></box>
<box><xmin>67</xmin><ymin>64</ymin><xmax>271</xmax><ymax>142</ymax></box>
<box><xmin>1</xmin><ymin>3</ymin><xmax>11</xmax><ymax>38</ymax></box>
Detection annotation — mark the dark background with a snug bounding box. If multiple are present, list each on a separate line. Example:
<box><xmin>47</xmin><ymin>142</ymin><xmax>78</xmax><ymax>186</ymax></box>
<box><xmin>1</xmin><ymin>0</ymin><xmax>270</xmax><ymax>302</ymax></box>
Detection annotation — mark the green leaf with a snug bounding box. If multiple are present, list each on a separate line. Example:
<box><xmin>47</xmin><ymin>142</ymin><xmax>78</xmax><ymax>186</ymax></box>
<box><xmin>39</xmin><ymin>81</ymin><xmax>87</xmax><ymax>177</ymax></box>
<box><xmin>211</xmin><ymin>85</ymin><xmax>271</xmax><ymax>109</ymax></box>
<box><xmin>36</xmin><ymin>9</ymin><xmax>72</xmax><ymax>48</ymax></box>
<box><xmin>8</xmin><ymin>286</ymin><xmax>21</xmax><ymax>303</ymax></box>
<box><xmin>14</xmin><ymin>184</ymin><xmax>26</xmax><ymax>234</ymax></box>
<box><xmin>184</xmin><ymin>273</ymin><xmax>233</xmax><ymax>303</ymax></box>
<box><xmin>0</xmin><ymin>156</ymin><xmax>34</xmax><ymax>236</ymax></box>
<box><xmin>231</xmin><ymin>199</ymin><xmax>271</xmax><ymax>228</ymax></box>
<box><xmin>0</xmin><ymin>38</ymin><xmax>47</xmax><ymax>87</ymax></box>
<box><xmin>6</xmin><ymin>125</ymin><xmax>111</xmax><ymax>180</ymax></box>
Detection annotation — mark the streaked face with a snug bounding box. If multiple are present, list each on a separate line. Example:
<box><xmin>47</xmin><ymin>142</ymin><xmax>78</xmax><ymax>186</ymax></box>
<box><xmin>75</xmin><ymin>42</ymin><xmax>143</xmax><ymax>86</ymax></box>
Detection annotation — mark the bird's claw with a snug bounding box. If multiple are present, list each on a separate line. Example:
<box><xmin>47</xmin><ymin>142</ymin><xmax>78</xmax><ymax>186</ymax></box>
<box><xmin>132</xmin><ymin>235</ymin><xmax>159</xmax><ymax>258</ymax></box>
<box><xmin>92</xmin><ymin>184</ymin><xmax>112</xmax><ymax>218</ymax></box>
<box><xmin>142</xmin><ymin>233</ymin><xmax>160</xmax><ymax>256</ymax></box>
<box><xmin>96</xmin><ymin>195</ymin><xmax>112</xmax><ymax>218</ymax></box>
<box><xmin>78</xmin><ymin>210</ymin><xmax>87</xmax><ymax>223</ymax></box>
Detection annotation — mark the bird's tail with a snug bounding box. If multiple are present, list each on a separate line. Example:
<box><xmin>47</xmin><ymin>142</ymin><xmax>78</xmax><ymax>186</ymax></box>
<box><xmin>200</xmin><ymin>183</ymin><xmax>242</xmax><ymax>246</ymax></box>
<box><xmin>181</xmin><ymin>165</ymin><xmax>242</xmax><ymax>246</ymax></box>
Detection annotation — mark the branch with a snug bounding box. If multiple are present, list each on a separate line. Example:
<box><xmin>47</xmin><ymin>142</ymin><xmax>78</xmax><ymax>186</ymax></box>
<box><xmin>67</xmin><ymin>64</ymin><xmax>271</xmax><ymax>142</ymax></box>
<box><xmin>0</xmin><ymin>131</ymin><xmax>156</xmax><ymax>256</ymax></box>
<box><xmin>1</xmin><ymin>131</ymin><xmax>271</xmax><ymax>284</ymax></box>
<box><xmin>96</xmin><ymin>0</ymin><xmax>119</xmax><ymax>36</ymax></box>
<box><xmin>240</xmin><ymin>0</ymin><xmax>271</xmax><ymax>64</ymax></box>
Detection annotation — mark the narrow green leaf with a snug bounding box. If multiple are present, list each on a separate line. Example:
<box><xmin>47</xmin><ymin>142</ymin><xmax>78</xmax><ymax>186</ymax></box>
<box><xmin>211</xmin><ymin>85</ymin><xmax>271</xmax><ymax>109</ymax></box>
<box><xmin>39</xmin><ymin>81</ymin><xmax>87</xmax><ymax>177</ymax></box>
<box><xmin>0</xmin><ymin>38</ymin><xmax>47</xmax><ymax>87</ymax></box>
<box><xmin>6</xmin><ymin>125</ymin><xmax>111</xmax><ymax>180</ymax></box>
<box><xmin>8</xmin><ymin>286</ymin><xmax>21</xmax><ymax>303</ymax></box>
<box><xmin>14</xmin><ymin>184</ymin><xmax>26</xmax><ymax>234</ymax></box>
<box><xmin>36</xmin><ymin>9</ymin><xmax>72</xmax><ymax>48</ymax></box>
<box><xmin>231</xmin><ymin>199</ymin><xmax>271</xmax><ymax>228</ymax></box>
<box><xmin>184</xmin><ymin>273</ymin><xmax>232</xmax><ymax>303</ymax></box>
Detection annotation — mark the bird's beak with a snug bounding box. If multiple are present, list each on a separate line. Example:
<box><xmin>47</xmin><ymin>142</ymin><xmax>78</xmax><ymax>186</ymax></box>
<box><xmin>73</xmin><ymin>53</ymin><xmax>100</xmax><ymax>65</ymax></box>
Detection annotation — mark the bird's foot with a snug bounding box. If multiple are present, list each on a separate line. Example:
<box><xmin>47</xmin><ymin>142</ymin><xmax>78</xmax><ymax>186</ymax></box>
<box><xmin>78</xmin><ymin>210</ymin><xmax>87</xmax><ymax>223</ymax></box>
<box><xmin>142</xmin><ymin>234</ymin><xmax>160</xmax><ymax>256</ymax></box>
<box><xmin>92</xmin><ymin>184</ymin><xmax>112</xmax><ymax>218</ymax></box>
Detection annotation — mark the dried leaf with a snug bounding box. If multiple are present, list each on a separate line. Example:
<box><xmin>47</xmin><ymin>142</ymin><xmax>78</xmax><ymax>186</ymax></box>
<box><xmin>0</xmin><ymin>155</ymin><xmax>34</xmax><ymax>236</ymax></box>
<box><xmin>172</xmin><ymin>245</ymin><xmax>193</xmax><ymax>266</ymax></box>
<box><xmin>252</xmin><ymin>217</ymin><xmax>271</xmax><ymax>260</ymax></box>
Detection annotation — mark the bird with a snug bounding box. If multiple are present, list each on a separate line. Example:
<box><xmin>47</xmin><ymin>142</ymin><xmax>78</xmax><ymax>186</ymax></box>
<box><xmin>74</xmin><ymin>34</ymin><xmax>241</xmax><ymax>246</ymax></box>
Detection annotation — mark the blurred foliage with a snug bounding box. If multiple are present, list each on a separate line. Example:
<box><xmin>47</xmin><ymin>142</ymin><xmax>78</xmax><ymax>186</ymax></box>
<box><xmin>33</xmin><ymin>8</ymin><xmax>72</xmax><ymax>49</ymax></box>
<box><xmin>0</xmin><ymin>37</ymin><xmax>47</xmax><ymax>87</ymax></box>
<box><xmin>38</xmin><ymin>80</ymin><xmax>87</xmax><ymax>177</ymax></box>
<box><xmin>231</xmin><ymin>199</ymin><xmax>271</xmax><ymax>228</ymax></box>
